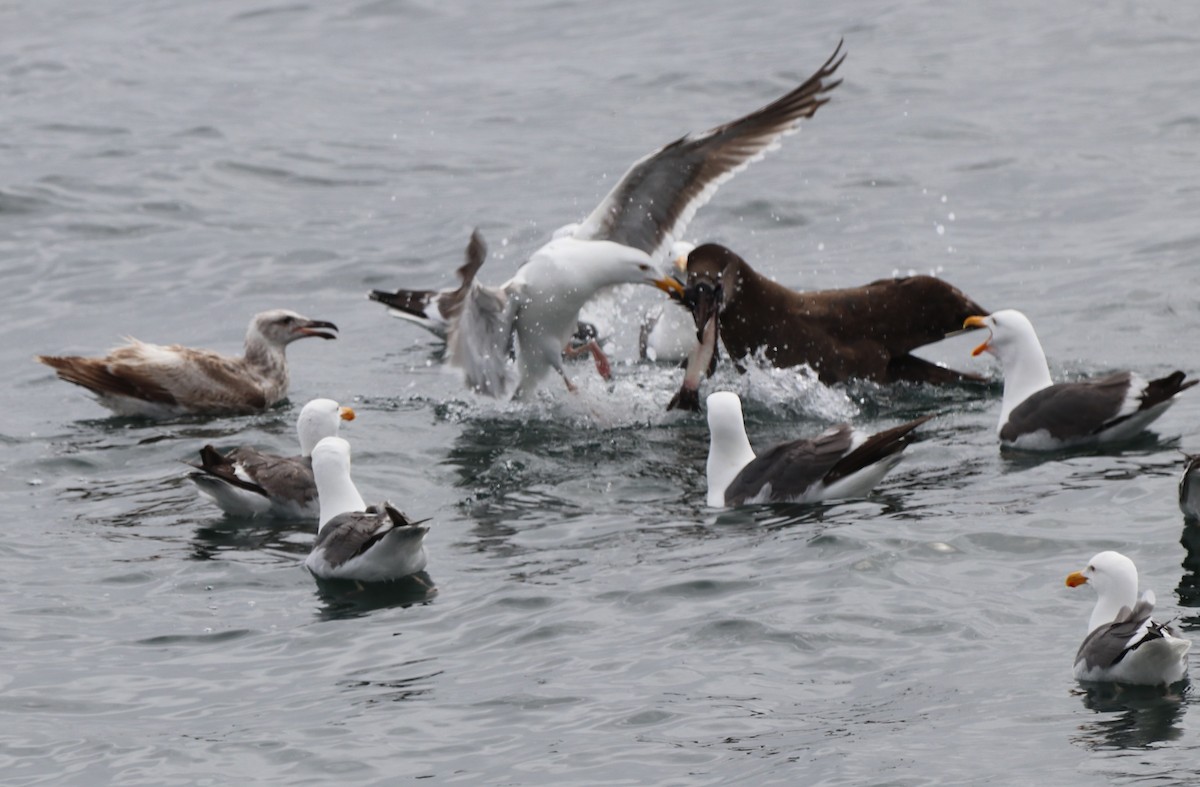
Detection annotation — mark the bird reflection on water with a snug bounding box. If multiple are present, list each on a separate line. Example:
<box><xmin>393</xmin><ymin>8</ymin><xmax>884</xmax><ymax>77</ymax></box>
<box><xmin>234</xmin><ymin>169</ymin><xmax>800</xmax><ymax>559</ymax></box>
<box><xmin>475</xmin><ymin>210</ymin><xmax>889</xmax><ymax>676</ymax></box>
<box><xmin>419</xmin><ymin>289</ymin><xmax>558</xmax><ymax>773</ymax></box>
<box><xmin>1071</xmin><ymin>682</ymin><xmax>1189</xmax><ymax>750</ymax></box>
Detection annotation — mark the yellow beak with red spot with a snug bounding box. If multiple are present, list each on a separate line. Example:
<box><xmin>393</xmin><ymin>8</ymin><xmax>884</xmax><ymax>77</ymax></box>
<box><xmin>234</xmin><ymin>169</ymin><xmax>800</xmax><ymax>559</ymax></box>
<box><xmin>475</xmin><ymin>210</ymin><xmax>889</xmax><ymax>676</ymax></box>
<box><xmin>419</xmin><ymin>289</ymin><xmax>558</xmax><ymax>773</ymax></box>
<box><xmin>653</xmin><ymin>276</ymin><xmax>685</xmax><ymax>298</ymax></box>
<box><xmin>1065</xmin><ymin>571</ymin><xmax>1088</xmax><ymax>588</ymax></box>
<box><xmin>963</xmin><ymin>315</ymin><xmax>992</xmax><ymax>357</ymax></box>
<box><xmin>339</xmin><ymin>406</ymin><xmax>356</xmax><ymax>421</ymax></box>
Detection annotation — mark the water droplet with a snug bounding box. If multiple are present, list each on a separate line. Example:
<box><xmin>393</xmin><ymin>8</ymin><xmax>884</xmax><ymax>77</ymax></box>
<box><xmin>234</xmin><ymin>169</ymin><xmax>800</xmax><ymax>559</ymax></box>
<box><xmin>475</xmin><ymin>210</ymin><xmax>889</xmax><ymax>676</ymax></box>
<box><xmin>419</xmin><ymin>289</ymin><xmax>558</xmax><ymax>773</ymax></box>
<box><xmin>936</xmin><ymin>224</ymin><xmax>945</xmax><ymax>236</ymax></box>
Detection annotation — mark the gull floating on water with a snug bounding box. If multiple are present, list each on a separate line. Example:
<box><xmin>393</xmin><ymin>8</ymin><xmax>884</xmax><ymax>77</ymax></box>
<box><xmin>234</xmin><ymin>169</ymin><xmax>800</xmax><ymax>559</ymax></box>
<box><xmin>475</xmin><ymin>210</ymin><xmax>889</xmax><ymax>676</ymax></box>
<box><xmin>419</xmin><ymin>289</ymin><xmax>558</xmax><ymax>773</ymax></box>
<box><xmin>36</xmin><ymin>309</ymin><xmax>338</xmax><ymax>418</ymax></box>
<box><xmin>380</xmin><ymin>42</ymin><xmax>845</xmax><ymax>399</ymax></box>
<box><xmin>965</xmin><ymin>309</ymin><xmax>1195</xmax><ymax>451</ymax></box>
<box><xmin>1066</xmin><ymin>551</ymin><xmax>1191</xmax><ymax>686</ymax></box>
<box><xmin>188</xmin><ymin>398</ymin><xmax>356</xmax><ymax>520</ymax></box>
<box><xmin>305</xmin><ymin>436</ymin><xmax>429</xmax><ymax>583</ymax></box>
<box><xmin>704</xmin><ymin>391</ymin><xmax>931</xmax><ymax>507</ymax></box>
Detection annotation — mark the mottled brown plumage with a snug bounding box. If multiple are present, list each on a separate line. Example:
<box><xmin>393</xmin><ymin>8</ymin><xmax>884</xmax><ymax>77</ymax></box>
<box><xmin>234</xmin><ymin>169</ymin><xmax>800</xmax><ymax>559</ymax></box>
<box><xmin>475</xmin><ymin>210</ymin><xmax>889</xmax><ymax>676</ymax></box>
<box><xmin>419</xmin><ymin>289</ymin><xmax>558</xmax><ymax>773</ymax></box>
<box><xmin>36</xmin><ymin>309</ymin><xmax>337</xmax><ymax>418</ymax></box>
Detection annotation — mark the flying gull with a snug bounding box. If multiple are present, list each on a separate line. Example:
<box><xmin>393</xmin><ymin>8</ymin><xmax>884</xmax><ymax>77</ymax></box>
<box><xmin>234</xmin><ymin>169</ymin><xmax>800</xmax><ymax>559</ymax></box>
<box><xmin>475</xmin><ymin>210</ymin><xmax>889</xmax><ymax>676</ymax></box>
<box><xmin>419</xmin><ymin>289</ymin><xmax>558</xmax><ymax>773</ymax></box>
<box><xmin>389</xmin><ymin>42</ymin><xmax>845</xmax><ymax>398</ymax></box>
<box><xmin>670</xmin><ymin>243</ymin><xmax>986</xmax><ymax>410</ymax></box>
<box><xmin>704</xmin><ymin>390</ymin><xmax>931</xmax><ymax>507</ymax></box>
<box><xmin>1066</xmin><ymin>551</ymin><xmax>1191</xmax><ymax>685</ymax></box>
<box><xmin>965</xmin><ymin>309</ymin><xmax>1195</xmax><ymax>450</ymax></box>
<box><xmin>36</xmin><ymin>309</ymin><xmax>337</xmax><ymax>418</ymax></box>
<box><xmin>305</xmin><ymin>436</ymin><xmax>429</xmax><ymax>583</ymax></box>
<box><xmin>188</xmin><ymin>398</ymin><xmax>356</xmax><ymax>520</ymax></box>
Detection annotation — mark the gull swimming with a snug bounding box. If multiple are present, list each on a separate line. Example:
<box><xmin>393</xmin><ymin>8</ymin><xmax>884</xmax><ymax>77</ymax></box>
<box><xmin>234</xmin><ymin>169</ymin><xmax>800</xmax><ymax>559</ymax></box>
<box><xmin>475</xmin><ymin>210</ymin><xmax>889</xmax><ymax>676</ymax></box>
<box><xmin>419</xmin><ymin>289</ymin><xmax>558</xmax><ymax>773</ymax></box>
<box><xmin>36</xmin><ymin>309</ymin><xmax>338</xmax><ymax>418</ymax></box>
<box><xmin>305</xmin><ymin>436</ymin><xmax>429</xmax><ymax>583</ymax></box>
<box><xmin>965</xmin><ymin>309</ymin><xmax>1194</xmax><ymax>450</ymax></box>
<box><xmin>1066</xmin><ymin>551</ymin><xmax>1190</xmax><ymax>685</ymax></box>
<box><xmin>188</xmin><ymin>398</ymin><xmax>356</xmax><ymax>520</ymax></box>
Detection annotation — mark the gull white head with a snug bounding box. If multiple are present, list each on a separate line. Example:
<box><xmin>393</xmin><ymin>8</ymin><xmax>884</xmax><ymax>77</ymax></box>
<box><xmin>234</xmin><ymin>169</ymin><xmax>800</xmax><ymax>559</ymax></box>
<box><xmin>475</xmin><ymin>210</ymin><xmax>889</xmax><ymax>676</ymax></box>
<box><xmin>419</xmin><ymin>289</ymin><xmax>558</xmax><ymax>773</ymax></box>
<box><xmin>296</xmin><ymin>398</ymin><xmax>356</xmax><ymax>456</ymax></box>
<box><xmin>964</xmin><ymin>309</ymin><xmax>1053</xmax><ymax>430</ymax></box>
<box><xmin>1066</xmin><ymin>550</ymin><xmax>1141</xmax><ymax>634</ymax></box>
<box><xmin>247</xmin><ymin>309</ymin><xmax>339</xmax><ymax>349</ymax></box>
<box><xmin>705</xmin><ymin>391</ymin><xmax>757</xmax><ymax>507</ymax></box>
<box><xmin>310</xmin><ymin>436</ymin><xmax>367</xmax><ymax>530</ymax></box>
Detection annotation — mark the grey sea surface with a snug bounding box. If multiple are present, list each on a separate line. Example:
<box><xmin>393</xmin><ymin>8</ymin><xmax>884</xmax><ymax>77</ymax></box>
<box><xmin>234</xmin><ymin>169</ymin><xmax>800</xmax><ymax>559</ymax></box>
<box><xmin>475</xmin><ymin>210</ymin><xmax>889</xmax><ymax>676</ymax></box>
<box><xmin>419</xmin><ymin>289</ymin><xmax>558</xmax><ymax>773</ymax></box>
<box><xmin>3</xmin><ymin>0</ymin><xmax>1200</xmax><ymax>783</ymax></box>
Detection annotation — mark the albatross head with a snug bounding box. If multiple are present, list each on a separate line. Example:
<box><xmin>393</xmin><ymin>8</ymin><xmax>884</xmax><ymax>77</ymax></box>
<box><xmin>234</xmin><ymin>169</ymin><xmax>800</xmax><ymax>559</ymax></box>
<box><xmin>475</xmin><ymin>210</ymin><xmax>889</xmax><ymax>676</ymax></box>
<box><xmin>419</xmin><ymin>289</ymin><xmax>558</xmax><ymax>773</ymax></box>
<box><xmin>248</xmin><ymin>309</ymin><xmax>339</xmax><ymax>348</ymax></box>
<box><xmin>310</xmin><ymin>436</ymin><xmax>367</xmax><ymax>529</ymax></box>
<box><xmin>296</xmin><ymin>398</ymin><xmax>356</xmax><ymax>456</ymax></box>
<box><xmin>1066</xmin><ymin>550</ymin><xmax>1141</xmax><ymax>633</ymax></box>
<box><xmin>682</xmin><ymin>243</ymin><xmax>745</xmax><ymax>330</ymax></box>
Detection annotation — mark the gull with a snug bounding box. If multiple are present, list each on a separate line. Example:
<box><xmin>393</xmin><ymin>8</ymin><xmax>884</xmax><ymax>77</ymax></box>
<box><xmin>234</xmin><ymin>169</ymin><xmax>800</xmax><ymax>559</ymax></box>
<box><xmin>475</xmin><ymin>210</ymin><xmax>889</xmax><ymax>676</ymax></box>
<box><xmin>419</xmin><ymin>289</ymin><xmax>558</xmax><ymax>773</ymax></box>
<box><xmin>1066</xmin><ymin>551</ymin><xmax>1190</xmax><ymax>685</ymax></box>
<box><xmin>408</xmin><ymin>42</ymin><xmax>845</xmax><ymax>398</ymax></box>
<box><xmin>36</xmin><ymin>309</ymin><xmax>337</xmax><ymax>418</ymax></box>
<box><xmin>704</xmin><ymin>391</ymin><xmax>931</xmax><ymax>507</ymax></box>
<box><xmin>188</xmin><ymin>398</ymin><xmax>356</xmax><ymax>520</ymax></box>
<box><xmin>965</xmin><ymin>310</ymin><xmax>1194</xmax><ymax>450</ymax></box>
<box><xmin>1180</xmin><ymin>452</ymin><xmax>1200</xmax><ymax>520</ymax></box>
<box><xmin>305</xmin><ymin>436</ymin><xmax>429</xmax><ymax>583</ymax></box>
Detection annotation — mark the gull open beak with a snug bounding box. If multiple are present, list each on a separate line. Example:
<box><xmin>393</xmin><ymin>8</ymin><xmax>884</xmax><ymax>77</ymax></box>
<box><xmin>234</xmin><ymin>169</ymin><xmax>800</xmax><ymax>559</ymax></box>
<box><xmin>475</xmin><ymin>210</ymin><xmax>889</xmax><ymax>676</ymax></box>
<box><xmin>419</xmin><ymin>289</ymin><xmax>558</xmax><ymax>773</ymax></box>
<box><xmin>1065</xmin><ymin>571</ymin><xmax>1088</xmax><ymax>588</ymax></box>
<box><xmin>652</xmin><ymin>276</ymin><xmax>685</xmax><ymax>299</ymax></box>
<box><xmin>297</xmin><ymin>319</ymin><xmax>339</xmax><ymax>340</ymax></box>
<box><xmin>962</xmin><ymin>315</ymin><xmax>990</xmax><ymax>356</ymax></box>
<box><xmin>339</xmin><ymin>406</ymin><xmax>356</xmax><ymax>421</ymax></box>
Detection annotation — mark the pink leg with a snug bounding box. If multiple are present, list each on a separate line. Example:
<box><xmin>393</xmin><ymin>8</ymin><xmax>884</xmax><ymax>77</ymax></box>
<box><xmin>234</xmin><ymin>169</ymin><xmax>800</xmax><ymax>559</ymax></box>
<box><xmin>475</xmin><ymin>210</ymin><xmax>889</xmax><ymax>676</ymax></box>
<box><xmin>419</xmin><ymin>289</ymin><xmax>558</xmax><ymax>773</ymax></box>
<box><xmin>563</xmin><ymin>339</ymin><xmax>612</xmax><ymax>381</ymax></box>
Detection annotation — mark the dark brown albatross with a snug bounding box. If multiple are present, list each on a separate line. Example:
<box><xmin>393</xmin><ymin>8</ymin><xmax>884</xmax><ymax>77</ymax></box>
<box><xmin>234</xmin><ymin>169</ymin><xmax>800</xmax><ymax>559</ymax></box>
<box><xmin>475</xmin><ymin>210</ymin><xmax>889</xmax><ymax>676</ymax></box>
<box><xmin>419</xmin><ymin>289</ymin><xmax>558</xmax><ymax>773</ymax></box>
<box><xmin>669</xmin><ymin>243</ymin><xmax>986</xmax><ymax>410</ymax></box>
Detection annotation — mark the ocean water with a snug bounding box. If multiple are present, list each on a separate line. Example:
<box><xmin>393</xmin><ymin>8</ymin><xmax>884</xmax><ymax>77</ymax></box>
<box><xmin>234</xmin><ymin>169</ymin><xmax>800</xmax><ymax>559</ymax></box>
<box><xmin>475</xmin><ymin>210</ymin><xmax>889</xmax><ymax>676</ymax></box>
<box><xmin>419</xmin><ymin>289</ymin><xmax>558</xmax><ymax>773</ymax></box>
<box><xmin>3</xmin><ymin>0</ymin><xmax>1200</xmax><ymax>783</ymax></box>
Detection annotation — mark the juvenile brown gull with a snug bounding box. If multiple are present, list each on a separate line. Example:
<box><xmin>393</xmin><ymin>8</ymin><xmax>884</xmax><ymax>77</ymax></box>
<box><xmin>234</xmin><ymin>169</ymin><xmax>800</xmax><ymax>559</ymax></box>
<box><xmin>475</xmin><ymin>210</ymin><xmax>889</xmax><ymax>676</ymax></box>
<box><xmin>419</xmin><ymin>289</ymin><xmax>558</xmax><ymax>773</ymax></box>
<box><xmin>36</xmin><ymin>309</ymin><xmax>337</xmax><ymax>418</ymax></box>
<box><xmin>382</xmin><ymin>42</ymin><xmax>844</xmax><ymax>399</ymax></box>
